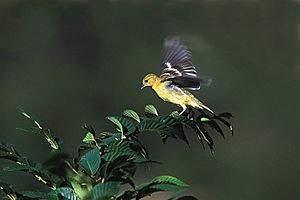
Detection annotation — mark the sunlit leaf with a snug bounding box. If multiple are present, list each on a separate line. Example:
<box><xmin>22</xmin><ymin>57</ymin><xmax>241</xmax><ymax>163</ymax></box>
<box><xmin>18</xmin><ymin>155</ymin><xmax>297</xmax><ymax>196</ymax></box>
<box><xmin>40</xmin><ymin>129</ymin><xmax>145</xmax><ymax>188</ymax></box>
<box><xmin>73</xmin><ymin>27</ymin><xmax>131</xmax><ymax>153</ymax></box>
<box><xmin>135</xmin><ymin>175</ymin><xmax>189</xmax><ymax>199</ymax></box>
<box><xmin>70</xmin><ymin>181</ymin><xmax>91</xmax><ymax>200</ymax></box>
<box><xmin>83</xmin><ymin>132</ymin><xmax>96</xmax><ymax>144</ymax></box>
<box><xmin>123</xmin><ymin>109</ymin><xmax>140</xmax><ymax>123</ymax></box>
<box><xmin>144</xmin><ymin>105</ymin><xmax>158</xmax><ymax>116</ymax></box>
<box><xmin>20</xmin><ymin>110</ymin><xmax>42</xmax><ymax>130</ymax></box>
<box><xmin>107</xmin><ymin>116</ymin><xmax>123</xmax><ymax>133</ymax></box>
<box><xmin>151</xmin><ymin>175</ymin><xmax>189</xmax><ymax>187</ymax></box>
<box><xmin>200</xmin><ymin>117</ymin><xmax>210</xmax><ymax>122</ymax></box>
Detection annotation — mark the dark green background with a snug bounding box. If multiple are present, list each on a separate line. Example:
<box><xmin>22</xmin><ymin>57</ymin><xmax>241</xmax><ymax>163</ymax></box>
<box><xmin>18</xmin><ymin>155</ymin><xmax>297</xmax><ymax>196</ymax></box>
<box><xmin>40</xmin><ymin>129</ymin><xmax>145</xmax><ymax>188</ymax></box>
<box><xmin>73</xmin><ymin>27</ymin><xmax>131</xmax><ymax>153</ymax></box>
<box><xmin>0</xmin><ymin>0</ymin><xmax>299</xmax><ymax>199</ymax></box>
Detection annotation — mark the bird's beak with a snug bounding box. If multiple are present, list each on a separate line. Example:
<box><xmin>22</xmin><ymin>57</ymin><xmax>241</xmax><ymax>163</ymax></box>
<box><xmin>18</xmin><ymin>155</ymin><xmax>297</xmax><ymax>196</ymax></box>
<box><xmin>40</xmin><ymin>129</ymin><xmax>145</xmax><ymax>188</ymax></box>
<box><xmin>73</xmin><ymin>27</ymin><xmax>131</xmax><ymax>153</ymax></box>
<box><xmin>141</xmin><ymin>85</ymin><xmax>146</xmax><ymax>90</ymax></box>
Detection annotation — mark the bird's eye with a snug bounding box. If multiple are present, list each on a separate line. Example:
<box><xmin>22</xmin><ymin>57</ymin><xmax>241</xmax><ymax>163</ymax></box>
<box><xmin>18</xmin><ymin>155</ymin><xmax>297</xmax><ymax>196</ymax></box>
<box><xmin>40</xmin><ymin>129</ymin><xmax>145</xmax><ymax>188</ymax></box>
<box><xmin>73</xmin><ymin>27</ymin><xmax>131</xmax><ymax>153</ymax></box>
<box><xmin>145</xmin><ymin>80</ymin><xmax>148</xmax><ymax>83</ymax></box>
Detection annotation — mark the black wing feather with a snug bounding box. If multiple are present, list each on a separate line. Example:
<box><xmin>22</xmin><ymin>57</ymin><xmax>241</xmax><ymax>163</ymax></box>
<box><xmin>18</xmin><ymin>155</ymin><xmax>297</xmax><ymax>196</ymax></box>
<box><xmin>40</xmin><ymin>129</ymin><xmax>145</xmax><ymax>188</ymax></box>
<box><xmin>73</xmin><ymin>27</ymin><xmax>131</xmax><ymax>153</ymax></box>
<box><xmin>159</xmin><ymin>37</ymin><xmax>211</xmax><ymax>90</ymax></box>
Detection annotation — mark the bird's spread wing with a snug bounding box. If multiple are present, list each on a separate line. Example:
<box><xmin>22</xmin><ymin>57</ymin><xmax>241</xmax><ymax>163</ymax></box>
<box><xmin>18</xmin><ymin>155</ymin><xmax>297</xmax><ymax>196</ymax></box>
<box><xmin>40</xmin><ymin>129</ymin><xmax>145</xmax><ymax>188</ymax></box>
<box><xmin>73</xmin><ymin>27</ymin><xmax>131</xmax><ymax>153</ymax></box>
<box><xmin>159</xmin><ymin>37</ymin><xmax>211</xmax><ymax>90</ymax></box>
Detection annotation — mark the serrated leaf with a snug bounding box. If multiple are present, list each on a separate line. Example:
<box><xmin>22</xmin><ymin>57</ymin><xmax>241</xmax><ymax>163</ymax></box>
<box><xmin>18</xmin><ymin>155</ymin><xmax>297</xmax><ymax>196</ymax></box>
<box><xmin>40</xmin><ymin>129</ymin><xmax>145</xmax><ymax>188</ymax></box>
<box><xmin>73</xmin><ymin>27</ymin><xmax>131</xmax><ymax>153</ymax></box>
<box><xmin>79</xmin><ymin>148</ymin><xmax>101</xmax><ymax>176</ymax></box>
<box><xmin>138</xmin><ymin>116</ymin><xmax>189</xmax><ymax>144</ymax></box>
<box><xmin>55</xmin><ymin>187</ymin><xmax>79</xmax><ymax>200</ymax></box>
<box><xmin>113</xmin><ymin>116</ymin><xmax>136</xmax><ymax>135</ymax></box>
<box><xmin>102</xmin><ymin>141</ymin><xmax>147</xmax><ymax>163</ymax></box>
<box><xmin>123</xmin><ymin>109</ymin><xmax>140</xmax><ymax>123</ymax></box>
<box><xmin>91</xmin><ymin>182</ymin><xmax>120</xmax><ymax>200</ymax></box>
<box><xmin>156</xmin><ymin>116</ymin><xmax>189</xmax><ymax>145</ymax></box>
<box><xmin>107</xmin><ymin>116</ymin><xmax>123</xmax><ymax>133</ymax></box>
<box><xmin>135</xmin><ymin>175</ymin><xmax>189</xmax><ymax>200</ymax></box>
<box><xmin>83</xmin><ymin>132</ymin><xmax>96</xmax><ymax>144</ymax></box>
<box><xmin>99</xmin><ymin>132</ymin><xmax>122</xmax><ymax>146</ymax></box>
<box><xmin>137</xmin><ymin>118</ymin><xmax>175</xmax><ymax>133</ymax></box>
<box><xmin>144</xmin><ymin>105</ymin><xmax>158</xmax><ymax>116</ymax></box>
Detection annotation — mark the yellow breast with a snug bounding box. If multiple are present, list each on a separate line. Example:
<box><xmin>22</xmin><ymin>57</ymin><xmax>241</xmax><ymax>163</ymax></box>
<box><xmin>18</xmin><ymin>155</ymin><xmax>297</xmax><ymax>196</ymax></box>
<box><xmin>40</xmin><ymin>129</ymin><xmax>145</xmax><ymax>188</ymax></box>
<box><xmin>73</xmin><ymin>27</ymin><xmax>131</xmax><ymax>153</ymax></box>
<box><xmin>152</xmin><ymin>81</ymin><xmax>196</xmax><ymax>107</ymax></box>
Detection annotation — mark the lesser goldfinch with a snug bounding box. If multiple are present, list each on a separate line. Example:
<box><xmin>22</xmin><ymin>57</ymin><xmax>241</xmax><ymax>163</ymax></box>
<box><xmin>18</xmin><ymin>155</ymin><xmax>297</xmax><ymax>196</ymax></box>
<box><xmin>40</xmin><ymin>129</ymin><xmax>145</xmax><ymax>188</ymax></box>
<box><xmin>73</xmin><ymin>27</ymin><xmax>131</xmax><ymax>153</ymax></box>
<box><xmin>141</xmin><ymin>37</ymin><xmax>213</xmax><ymax>115</ymax></box>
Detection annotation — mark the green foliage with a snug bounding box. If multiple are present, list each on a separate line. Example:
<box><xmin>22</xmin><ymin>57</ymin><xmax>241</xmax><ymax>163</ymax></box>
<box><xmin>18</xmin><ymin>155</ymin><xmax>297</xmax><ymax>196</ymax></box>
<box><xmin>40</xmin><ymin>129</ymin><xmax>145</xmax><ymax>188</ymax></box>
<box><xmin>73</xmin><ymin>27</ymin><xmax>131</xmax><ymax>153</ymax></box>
<box><xmin>0</xmin><ymin>105</ymin><xmax>233</xmax><ymax>200</ymax></box>
<box><xmin>79</xmin><ymin>148</ymin><xmax>101</xmax><ymax>176</ymax></box>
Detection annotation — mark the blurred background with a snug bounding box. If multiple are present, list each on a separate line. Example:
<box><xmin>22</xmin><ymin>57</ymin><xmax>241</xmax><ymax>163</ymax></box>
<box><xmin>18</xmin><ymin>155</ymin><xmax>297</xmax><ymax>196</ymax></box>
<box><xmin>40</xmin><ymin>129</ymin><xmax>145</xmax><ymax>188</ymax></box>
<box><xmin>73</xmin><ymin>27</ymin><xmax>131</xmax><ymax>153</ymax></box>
<box><xmin>0</xmin><ymin>0</ymin><xmax>299</xmax><ymax>199</ymax></box>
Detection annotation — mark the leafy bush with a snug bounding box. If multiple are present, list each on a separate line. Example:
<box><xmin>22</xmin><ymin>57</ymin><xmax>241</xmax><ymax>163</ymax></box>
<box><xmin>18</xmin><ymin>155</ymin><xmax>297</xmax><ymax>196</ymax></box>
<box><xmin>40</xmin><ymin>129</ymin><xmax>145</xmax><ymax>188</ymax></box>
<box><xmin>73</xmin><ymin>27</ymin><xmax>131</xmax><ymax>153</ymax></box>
<box><xmin>0</xmin><ymin>105</ymin><xmax>233</xmax><ymax>200</ymax></box>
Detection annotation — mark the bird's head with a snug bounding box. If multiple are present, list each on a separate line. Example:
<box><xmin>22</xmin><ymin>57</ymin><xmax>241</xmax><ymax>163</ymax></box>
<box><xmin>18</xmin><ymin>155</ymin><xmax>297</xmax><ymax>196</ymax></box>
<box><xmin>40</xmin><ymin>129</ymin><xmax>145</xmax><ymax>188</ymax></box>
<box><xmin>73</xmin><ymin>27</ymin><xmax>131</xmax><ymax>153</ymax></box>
<box><xmin>141</xmin><ymin>74</ymin><xmax>159</xmax><ymax>89</ymax></box>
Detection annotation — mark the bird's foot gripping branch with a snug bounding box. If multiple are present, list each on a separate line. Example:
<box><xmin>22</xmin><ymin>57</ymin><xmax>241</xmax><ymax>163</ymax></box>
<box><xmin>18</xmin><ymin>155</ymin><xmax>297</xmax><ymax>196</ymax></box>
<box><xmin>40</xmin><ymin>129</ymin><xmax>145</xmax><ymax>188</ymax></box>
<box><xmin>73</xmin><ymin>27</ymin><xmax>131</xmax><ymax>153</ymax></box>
<box><xmin>0</xmin><ymin>105</ymin><xmax>233</xmax><ymax>200</ymax></box>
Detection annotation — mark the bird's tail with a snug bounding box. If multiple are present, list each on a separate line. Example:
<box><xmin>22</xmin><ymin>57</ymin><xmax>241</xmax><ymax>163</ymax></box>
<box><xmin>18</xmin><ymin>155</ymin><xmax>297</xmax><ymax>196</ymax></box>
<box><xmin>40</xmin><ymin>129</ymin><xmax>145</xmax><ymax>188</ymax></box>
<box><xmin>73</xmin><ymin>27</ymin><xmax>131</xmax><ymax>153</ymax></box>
<box><xmin>191</xmin><ymin>99</ymin><xmax>214</xmax><ymax>114</ymax></box>
<box><xmin>200</xmin><ymin>104</ymin><xmax>214</xmax><ymax>114</ymax></box>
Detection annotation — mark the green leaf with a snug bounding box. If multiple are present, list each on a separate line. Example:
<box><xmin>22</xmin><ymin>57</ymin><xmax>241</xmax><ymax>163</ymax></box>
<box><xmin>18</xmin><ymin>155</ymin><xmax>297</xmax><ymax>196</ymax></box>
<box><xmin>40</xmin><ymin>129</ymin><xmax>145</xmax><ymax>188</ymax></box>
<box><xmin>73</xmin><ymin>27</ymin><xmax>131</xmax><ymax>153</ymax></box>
<box><xmin>44</xmin><ymin>130</ymin><xmax>60</xmax><ymax>150</ymax></box>
<box><xmin>206</xmin><ymin>120</ymin><xmax>225</xmax><ymax>138</ymax></box>
<box><xmin>91</xmin><ymin>182</ymin><xmax>120</xmax><ymax>200</ymax></box>
<box><xmin>135</xmin><ymin>176</ymin><xmax>189</xmax><ymax>199</ymax></box>
<box><xmin>79</xmin><ymin>148</ymin><xmax>101</xmax><ymax>176</ymax></box>
<box><xmin>20</xmin><ymin>110</ymin><xmax>43</xmax><ymax>130</ymax></box>
<box><xmin>144</xmin><ymin>105</ymin><xmax>158</xmax><ymax>116</ymax></box>
<box><xmin>213</xmin><ymin>115</ymin><xmax>234</xmax><ymax>135</ymax></box>
<box><xmin>16</xmin><ymin>127</ymin><xmax>42</xmax><ymax>136</ymax></box>
<box><xmin>200</xmin><ymin>117</ymin><xmax>210</xmax><ymax>122</ymax></box>
<box><xmin>102</xmin><ymin>141</ymin><xmax>147</xmax><ymax>163</ymax></box>
<box><xmin>3</xmin><ymin>165</ymin><xmax>28</xmax><ymax>172</ymax></box>
<box><xmin>99</xmin><ymin>132</ymin><xmax>123</xmax><ymax>146</ymax></box>
<box><xmin>19</xmin><ymin>110</ymin><xmax>60</xmax><ymax>150</ymax></box>
<box><xmin>107</xmin><ymin>116</ymin><xmax>123</xmax><ymax>133</ymax></box>
<box><xmin>70</xmin><ymin>181</ymin><xmax>91</xmax><ymax>200</ymax></box>
<box><xmin>19</xmin><ymin>191</ymin><xmax>59</xmax><ymax>200</ymax></box>
<box><xmin>113</xmin><ymin>116</ymin><xmax>136</xmax><ymax>135</ymax></box>
<box><xmin>151</xmin><ymin>175</ymin><xmax>189</xmax><ymax>188</ymax></box>
<box><xmin>150</xmin><ymin>183</ymin><xmax>183</xmax><ymax>191</ymax></box>
<box><xmin>83</xmin><ymin>132</ymin><xmax>96</xmax><ymax>144</ymax></box>
<box><xmin>137</xmin><ymin>116</ymin><xmax>189</xmax><ymax>144</ymax></box>
<box><xmin>55</xmin><ymin>187</ymin><xmax>79</xmax><ymax>200</ymax></box>
<box><xmin>123</xmin><ymin>109</ymin><xmax>140</xmax><ymax>123</ymax></box>
<box><xmin>137</xmin><ymin>118</ymin><xmax>174</xmax><ymax>133</ymax></box>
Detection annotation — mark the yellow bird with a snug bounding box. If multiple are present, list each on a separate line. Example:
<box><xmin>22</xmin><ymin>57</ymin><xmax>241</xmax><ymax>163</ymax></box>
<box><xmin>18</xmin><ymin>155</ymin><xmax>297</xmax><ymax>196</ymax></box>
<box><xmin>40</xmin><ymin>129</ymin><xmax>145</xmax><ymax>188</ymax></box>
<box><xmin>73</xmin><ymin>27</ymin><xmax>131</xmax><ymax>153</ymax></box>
<box><xmin>141</xmin><ymin>37</ymin><xmax>213</xmax><ymax>115</ymax></box>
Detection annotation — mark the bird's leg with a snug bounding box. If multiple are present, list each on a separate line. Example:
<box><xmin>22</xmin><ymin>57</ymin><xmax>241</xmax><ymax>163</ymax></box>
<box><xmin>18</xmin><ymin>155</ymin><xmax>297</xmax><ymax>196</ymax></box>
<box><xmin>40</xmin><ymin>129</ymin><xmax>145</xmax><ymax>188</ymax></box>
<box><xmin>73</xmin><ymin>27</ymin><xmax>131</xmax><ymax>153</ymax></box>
<box><xmin>179</xmin><ymin>105</ymin><xmax>187</xmax><ymax>115</ymax></box>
